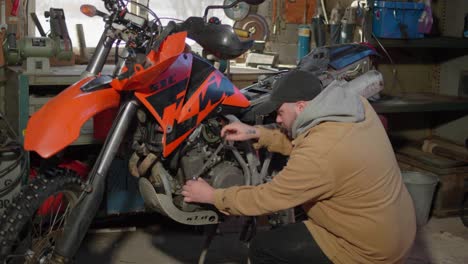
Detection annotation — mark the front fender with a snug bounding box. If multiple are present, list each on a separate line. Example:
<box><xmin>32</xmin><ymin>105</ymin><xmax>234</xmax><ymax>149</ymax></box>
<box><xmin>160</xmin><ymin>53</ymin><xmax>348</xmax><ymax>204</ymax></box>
<box><xmin>24</xmin><ymin>77</ymin><xmax>120</xmax><ymax>158</ymax></box>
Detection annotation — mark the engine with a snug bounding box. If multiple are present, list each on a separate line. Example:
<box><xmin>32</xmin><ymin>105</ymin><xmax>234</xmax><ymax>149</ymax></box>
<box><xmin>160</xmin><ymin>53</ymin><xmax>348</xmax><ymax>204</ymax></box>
<box><xmin>130</xmin><ymin>109</ymin><xmax>245</xmax><ymax>213</ymax></box>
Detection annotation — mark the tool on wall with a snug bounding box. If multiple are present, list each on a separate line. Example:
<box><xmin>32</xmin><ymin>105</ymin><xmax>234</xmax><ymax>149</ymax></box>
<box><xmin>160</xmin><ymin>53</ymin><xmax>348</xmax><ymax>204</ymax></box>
<box><xmin>272</xmin><ymin>0</ymin><xmax>286</xmax><ymax>35</ymax></box>
<box><xmin>311</xmin><ymin>0</ymin><xmax>326</xmax><ymax>47</ymax></box>
<box><xmin>10</xmin><ymin>0</ymin><xmax>19</xmax><ymax>16</ymax></box>
<box><xmin>340</xmin><ymin>6</ymin><xmax>356</xmax><ymax>44</ymax></box>
<box><xmin>319</xmin><ymin>0</ymin><xmax>328</xmax><ymax>24</ymax></box>
<box><xmin>330</xmin><ymin>2</ymin><xmax>343</xmax><ymax>45</ymax></box>
<box><xmin>3</xmin><ymin>8</ymin><xmax>74</xmax><ymax>73</ymax></box>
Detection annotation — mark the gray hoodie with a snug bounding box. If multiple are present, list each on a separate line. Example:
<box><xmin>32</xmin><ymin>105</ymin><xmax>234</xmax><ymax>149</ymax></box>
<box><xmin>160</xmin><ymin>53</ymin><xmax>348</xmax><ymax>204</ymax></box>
<box><xmin>292</xmin><ymin>80</ymin><xmax>365</xmax><ymax>139</ymax></box>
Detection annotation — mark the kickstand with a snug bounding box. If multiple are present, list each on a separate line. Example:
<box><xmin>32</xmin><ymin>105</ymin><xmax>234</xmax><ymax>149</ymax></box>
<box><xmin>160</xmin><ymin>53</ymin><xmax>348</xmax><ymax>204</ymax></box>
<box><xmin>239</xmin><ymin>216</ymin><xmax>257</xmax><ymax>243</ymax></box>
<box><xmin>240</xmin><ymin>217</ymin><xmax>257</xmax><ymax>264</ymax></box>
<box><xmin>198</xmin><ymin>224</ymin><xmax>218</xmax><ymax>264</ymax></box>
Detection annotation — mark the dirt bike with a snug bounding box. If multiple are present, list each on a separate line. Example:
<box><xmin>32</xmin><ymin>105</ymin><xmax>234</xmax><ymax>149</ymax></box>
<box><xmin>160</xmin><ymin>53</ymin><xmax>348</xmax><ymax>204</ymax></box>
<box><xmin>0</xmin><ymin>0</ymin><xmax>382</xmax><ymax>263</ymax></box>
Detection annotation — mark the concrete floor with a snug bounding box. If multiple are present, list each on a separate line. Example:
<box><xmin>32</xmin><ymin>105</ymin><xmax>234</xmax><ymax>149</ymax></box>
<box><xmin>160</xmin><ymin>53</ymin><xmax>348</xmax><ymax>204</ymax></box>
<box><xmin>407</xmin><ymin>217</ymin><xmax>468</xmax><ymax>264</ymax></box>
<box><xmin>77</xmin><ymin>215</ymin><xmax>249</xmax><ymax>264</ymax></box>
<box><xmin>75</xmin><ymin>215</ymin><xmax>468</xmax><ymax>264</ymax></box>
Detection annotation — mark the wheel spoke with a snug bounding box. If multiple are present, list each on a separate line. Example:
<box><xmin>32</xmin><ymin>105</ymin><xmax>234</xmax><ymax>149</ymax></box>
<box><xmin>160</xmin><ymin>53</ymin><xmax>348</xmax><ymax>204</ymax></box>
<box><xmin>28</xmin><ymin>196</ymin><xmax>71</xmax><ymax>262</ymax></box>
<box><xmin>48</xmin><ymin>200</ymin><xmax>63</xmax><ymax>234</ymax></box>
<box><xmin>56</xmin><ymin>203</ymin><xmax>72</xmax><ymax>231</ymax></box>
<box><xmin>36</xmin><ymin>201</ymin><xmax>67</xmax><ymax>259</ymax></box>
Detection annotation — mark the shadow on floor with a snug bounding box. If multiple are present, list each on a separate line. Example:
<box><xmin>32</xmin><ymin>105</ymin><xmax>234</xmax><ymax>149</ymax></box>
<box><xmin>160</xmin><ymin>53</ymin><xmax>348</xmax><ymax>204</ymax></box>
<box><xmin>406</xmin><ymin>228</ymin><xmax>432</xmax><ymax>264</ymax></box>
<box><xmin>75</xmin><ymin>213</ymin><xmax>249</xmax><ymax>264</ymax></box>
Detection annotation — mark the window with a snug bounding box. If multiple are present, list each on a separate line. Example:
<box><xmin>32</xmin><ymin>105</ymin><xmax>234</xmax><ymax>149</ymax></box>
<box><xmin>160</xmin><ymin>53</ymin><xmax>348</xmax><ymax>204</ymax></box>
<box><xmin>148</xmin><ymin>0</ymin><xmax>234</xmax><ymax>25</ymax></box>
<box><xmin>34</xmin><ymin>0</ymin><xmax>234</xmax><ymax>48</ymax></box>
<box><xmin>35</xmin><ymin>0</ymin><xmax>106</xmax><ymax>47</ymax></box>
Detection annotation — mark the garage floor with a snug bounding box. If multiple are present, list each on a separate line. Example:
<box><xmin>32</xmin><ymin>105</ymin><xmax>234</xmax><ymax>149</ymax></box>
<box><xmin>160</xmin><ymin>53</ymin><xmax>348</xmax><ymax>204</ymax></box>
<box><xmin>74</xmin><ymin>214</ymin><xmax>468</xmax><ymax>264</ymax></box>
<box><xmin>407</xmin><ymin>217</ymin><xmax>468</xmax><ymax>264</ymax></box>
<box><xmin>77</xmin><ymin>214</ymin><xmax>249</xmax><ymax>264</ymax></box>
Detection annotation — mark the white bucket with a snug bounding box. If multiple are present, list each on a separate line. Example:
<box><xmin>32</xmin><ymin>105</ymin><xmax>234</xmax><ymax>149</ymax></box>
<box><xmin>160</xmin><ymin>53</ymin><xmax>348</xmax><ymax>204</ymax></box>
<box><xmin>402</xmin><ymin>171</ymin><xmax>439</xmax><ymax>226</ymax></box>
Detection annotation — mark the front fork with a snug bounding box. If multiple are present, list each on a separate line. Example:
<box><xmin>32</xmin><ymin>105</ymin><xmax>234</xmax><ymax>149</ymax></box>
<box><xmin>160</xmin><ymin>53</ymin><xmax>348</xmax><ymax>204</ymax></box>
<box><xmin>80</xmin><ymin>31</ymin><xmax>118</xmax><ymax>78</ymax></box>
<box><xmin>53</xmin><ymin>99</ymin><xmax>140</xmax><ymax>261</ymax></box>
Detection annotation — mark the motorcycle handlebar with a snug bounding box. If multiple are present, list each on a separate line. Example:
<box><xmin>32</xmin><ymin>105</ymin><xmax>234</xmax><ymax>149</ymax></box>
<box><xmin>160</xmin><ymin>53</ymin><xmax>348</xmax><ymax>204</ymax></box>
<box><xmin>98</xmin><ymin>0</ymin><xmax>252</xmax><ymax>60</ymax></box>
<box><xmin>175</xmin><ymin>17</ymin><xmax>253</xmax><ymax>60</ymax></box>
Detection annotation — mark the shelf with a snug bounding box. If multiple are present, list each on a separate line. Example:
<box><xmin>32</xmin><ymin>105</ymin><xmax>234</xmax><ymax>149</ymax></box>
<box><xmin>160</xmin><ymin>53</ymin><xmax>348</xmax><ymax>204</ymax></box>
<box><xmin>9</xmin><ymin>64</ymin><xmax>275</xmax><ymax>86</ymax></box>
<box><xmin>372</xmin><ymin>93</ymin><xmax>468</xmax><ymax>113</ymax></box>
<box><xmin>8</xmin><ymin>65</ymin><xmax>116</xmax><ymax>86</ymax></box>
<box><xmin>370</xmin><ymin>37</ymin><xmax>468</xmax><ymax>63</ymax></box>
<box><xmin>372</xmin><ymin>37</ymin><xmax>468</xmax><ymax>49</ymax></box>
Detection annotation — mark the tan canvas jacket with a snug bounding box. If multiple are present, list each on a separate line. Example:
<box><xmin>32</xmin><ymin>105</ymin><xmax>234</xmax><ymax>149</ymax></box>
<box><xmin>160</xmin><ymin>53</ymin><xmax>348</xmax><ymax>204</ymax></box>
<box><xmin>214</xmin><ymin>99</ymin><xmax>416</xmax><ymax>263</ymax></box>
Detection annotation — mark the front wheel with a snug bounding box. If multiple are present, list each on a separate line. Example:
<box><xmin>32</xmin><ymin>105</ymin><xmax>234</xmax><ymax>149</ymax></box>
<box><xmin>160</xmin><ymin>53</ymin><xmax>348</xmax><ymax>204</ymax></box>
<box><xmin>0</xmin><ymin>168</ymin><xmax>84</xmax><ymax>264</ymax></box>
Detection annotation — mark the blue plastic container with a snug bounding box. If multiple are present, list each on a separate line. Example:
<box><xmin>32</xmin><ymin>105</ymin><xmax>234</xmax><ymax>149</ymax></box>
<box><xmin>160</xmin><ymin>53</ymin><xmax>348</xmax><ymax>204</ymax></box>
<box><xmin>297</xmin><ymin>25</ymin><xmax>311</xmax><ymax>62</ymax></box>
<box><xmin>373</xmin><ymin>1</ymin><xmax>425</xmax><ymax>39</ymax></box>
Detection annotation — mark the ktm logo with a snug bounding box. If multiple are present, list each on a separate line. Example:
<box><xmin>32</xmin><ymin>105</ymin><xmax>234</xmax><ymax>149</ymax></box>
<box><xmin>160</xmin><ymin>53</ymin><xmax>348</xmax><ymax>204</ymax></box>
<box><xmin>198</xmin><ymin>75</ymin><xmax>235</xmax><ymax>110</ymax></box>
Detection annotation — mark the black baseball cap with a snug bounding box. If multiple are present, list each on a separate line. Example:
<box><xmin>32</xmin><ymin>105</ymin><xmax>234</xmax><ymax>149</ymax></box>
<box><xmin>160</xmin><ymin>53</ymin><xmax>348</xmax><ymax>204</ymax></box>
<box><xmin>254</xmin><ymin>70</ymin><xmax>323</xmax><ymax>115</ymax></box>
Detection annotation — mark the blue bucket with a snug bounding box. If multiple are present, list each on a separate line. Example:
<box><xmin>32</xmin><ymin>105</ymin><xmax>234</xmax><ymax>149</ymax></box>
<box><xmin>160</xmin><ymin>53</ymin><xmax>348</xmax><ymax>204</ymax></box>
<box><xmin>373</xmin><ymin>1</ymin><xmax>425</xmax><ymax>39</ymax></box>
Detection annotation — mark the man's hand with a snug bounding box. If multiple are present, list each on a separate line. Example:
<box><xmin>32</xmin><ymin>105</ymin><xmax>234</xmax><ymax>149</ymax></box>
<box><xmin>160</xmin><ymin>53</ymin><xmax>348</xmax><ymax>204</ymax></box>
<box><xmin>221</xmin><ymin>122</ymin><xmax>260</xmax><ymax>141</ymax></box>
<box><xmin>182</xmin><ymin>178</ymin><xmax>215</xmax><ymax>204</ymax></box>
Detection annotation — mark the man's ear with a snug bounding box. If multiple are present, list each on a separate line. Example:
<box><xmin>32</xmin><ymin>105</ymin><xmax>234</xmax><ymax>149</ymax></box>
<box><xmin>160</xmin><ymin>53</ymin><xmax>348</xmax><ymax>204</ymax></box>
<box><xmin>296</xmin><ymin>101</ymin><xmax>308</xmax><ymax>113</ymax></box>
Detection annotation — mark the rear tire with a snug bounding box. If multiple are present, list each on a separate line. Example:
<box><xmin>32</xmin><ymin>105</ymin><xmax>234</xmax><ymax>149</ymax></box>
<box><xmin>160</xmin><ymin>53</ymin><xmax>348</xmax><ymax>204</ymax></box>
<box><xmin>0</xmin><ymin>168</ymin><xmax>84</xmax><ymax>263</ymax></box>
